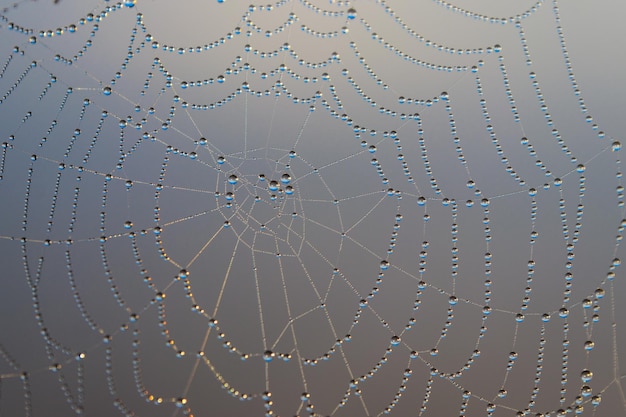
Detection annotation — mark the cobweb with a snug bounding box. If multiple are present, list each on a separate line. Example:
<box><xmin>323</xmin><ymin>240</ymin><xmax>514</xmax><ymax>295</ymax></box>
<box><xmin>0</xmin><ymin>0</ymin><xmax>624</xmax><ymax>416</ymax></box>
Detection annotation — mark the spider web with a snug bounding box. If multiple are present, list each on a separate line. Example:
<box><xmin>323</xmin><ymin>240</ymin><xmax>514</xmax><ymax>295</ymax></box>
<box><xmin>0</xmin><ymin>0</ymin><xmax>625</xmax><ymax>416</ymax></box>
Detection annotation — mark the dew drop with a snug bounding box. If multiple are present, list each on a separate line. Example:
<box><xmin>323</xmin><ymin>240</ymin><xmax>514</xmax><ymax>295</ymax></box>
<box><xmin>612</xmin><ymin>141</ymin><xmax>622</xmax><ymax>152</ymax></box>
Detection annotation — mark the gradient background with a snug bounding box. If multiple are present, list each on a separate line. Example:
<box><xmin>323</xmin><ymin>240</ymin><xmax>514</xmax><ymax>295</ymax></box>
<box><xmin>0</xmin><ymin>0</ymin><xmax>625</xmax><ymax>416</ymax></box>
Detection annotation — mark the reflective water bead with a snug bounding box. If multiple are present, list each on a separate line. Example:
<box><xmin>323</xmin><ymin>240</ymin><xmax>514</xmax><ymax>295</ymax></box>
<box><xmin>612</xmin><ymin>141</ymin><xmax>622</xmax><ymax>152</ymax></box>
<box><xmin>580</xmin><ymin>369</ymin><xmax>593</xmax><ymax>383</ymax></box>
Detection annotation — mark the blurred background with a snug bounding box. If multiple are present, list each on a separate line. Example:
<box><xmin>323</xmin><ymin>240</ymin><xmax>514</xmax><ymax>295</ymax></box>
<box><xmin>0</xmin><ymin>0</ymin><xmax>625</xmax><ymax>416</ymax></box>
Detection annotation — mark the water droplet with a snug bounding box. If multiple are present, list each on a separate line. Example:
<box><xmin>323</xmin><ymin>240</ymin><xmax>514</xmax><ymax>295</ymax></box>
<box><xmin>124</xmin><ymin>0</ymin><xmax>136</xmax><ymax>7</ymax></box>
<box><xmin>263</xmin><ymin>351</ymin><xmax>274</xmax><ymax>362</ymax></box>
<box><xmin>280</xmin><ymin>173</ymin><xmax>291</xmax><ymax>184</ymax></box>
<box><xmin>346</xmin><ymin>8</ymin><xmax>357</xmax><ymax>19</ymax></box>
<box><xmin>580</xmin><ymin>369</ymin><xmax>593</xmax><ymax>383</ymax></box>
<box><xmin>390</xmin><ymin>335</ymin><xmax>401</xmax><ymax>346</ymax></box>
<box><xmin>228</xmin><ymin>174</ymin><xmax>238</xmax><ymax>185</ymax></box>
<box><xmin>612</xmin><ymin>141</ymin><xmax>622</xmax><ymax>152</ymax></box>
<box><xmin>380</xmin><ymin>260</ymin><xmax>390</xmax><ymax>270</ymax></box>
<box><xmin>102</xmin><ymin>86</ymin><xmax>112</xmax><ymax>96</ymax></box>
<box><xmin>584</xmin><ymin>340</ymin><xmax>595</xmax><ymax>350</ymax></box>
